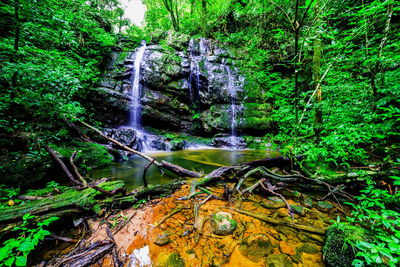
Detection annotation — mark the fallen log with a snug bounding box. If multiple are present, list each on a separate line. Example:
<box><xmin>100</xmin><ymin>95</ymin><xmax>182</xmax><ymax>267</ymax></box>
<box><xmin>0</xmin><ymin>180</ymin><xmax>125</xmax><ymax>224</ymax></box>
<box><xmin>161</xmin><ymin>160</ymin><xmax>202</xmax><ymax>178</ymax></box>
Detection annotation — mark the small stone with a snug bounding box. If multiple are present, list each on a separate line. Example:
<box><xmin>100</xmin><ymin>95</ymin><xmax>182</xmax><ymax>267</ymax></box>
<box><xmin>296</xmin><ymin>243</ymin><xmax>320</xmax><ymax>255</ymax></box>
<box><xmin>297</xmin><ymin>233</ymin><xmax>309</xmax><ymax>242</ymax></box>
<box><xmin>210</xmin><ymin>212</ymin><xmax>237</xmax><ymax>236</ymax></box>
<box><xmin>290</xmin><ymin>205</ymin><xmax>306</xmax><ymax>216</ymax></box>
<box><xmin>154</xmin><ymin>234</ymin><xmax>170</xmax><ymax>246</ymax></box>
<box><xmin>266</xmin><ymin>254</ymin><xmax>293</xmax><ymax>267</ymax></box>
<box><xmin>279</xmin><ymin>241</ymin><xmax>296</xmax><ymax>255</ymax></box>
<box><xmin>261</xmin><ymin>200</ymin><xmax>286</xmax><ymax>209</ymax></box>
<box><xmin>302</xmin><ymin>197</ymin><xmax>314</xmax><ymax>208</ymax></box>
<box><xmin>317</xmin><ymin>201</ymin><xmax>334</xmax><ymax>212</ymax></box>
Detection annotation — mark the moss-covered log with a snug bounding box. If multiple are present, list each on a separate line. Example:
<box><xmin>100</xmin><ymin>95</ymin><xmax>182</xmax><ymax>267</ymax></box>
<box><xmin>0</xmin><ymin>181</ymin><xmax>125</xmax><ymax>224</ymax></box>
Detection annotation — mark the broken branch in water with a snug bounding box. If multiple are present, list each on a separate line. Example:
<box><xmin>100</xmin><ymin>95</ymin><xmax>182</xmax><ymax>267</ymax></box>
<box><xmin>142</xmin><ymin>159</ymin><xmax>156</xmax><ymax>188</ymax></box>
<box><xmin>77</xmin><ymin>119</ymin><xmax>202</xmax><ymax>178</ymax></box>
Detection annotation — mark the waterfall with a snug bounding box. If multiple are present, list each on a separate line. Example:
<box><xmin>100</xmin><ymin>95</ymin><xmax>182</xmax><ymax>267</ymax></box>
<box><xmin>188</xmin><ymin>39</ymin><xmax>201</xmax><ymax>105</ymax></box>
<box><xmin>125</xmin><ymin>41</ymin><xmax>154</xmax><ymax>152</ymax></box>
<box><xmin>129</xmin><ymin>41</ymin><xmax>147</xmax><ymax>128</ymax></box>
<box><xmin>225</xmin><ymin>64</ymin><xmax>241</xmax><ymax>149</ymax></box>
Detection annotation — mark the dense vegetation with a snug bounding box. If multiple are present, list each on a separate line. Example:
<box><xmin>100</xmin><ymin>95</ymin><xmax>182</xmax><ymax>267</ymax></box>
<box><xmin>138</xmin><ymin>0</ymin><xmax>400</xmax><ymax>171</ymax></box>
<box><xmin>0</xmin><ymin>0</ymin><xmax>399</xmax><ymax>266</ymax></box>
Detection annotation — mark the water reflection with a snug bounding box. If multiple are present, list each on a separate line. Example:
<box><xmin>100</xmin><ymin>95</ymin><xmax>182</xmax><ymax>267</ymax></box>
<box><xmin>90</xmin><ymin>149</ymin><xmax>279</xmax><ymax>190</ymax></box>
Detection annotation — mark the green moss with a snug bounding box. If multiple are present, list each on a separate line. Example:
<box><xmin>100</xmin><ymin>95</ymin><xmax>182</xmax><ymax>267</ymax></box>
<box><xmin>50</xmin><ymin>141</ymin><xmax>113</xmax><ymax>172</ymax></box>
<box><xmin>241</xmin><ymin>103</ymin><xmax>273</xmax><ymax>131</ymax></box>
<box><xmin>323</xmin><ymin>224</ymin><xmax>369</xmax><ymax>266</ymax></box>
<box><xmin>166</xmin><ymin>253</ymin><xmax>185</xmax><ymax>267</ymax></box>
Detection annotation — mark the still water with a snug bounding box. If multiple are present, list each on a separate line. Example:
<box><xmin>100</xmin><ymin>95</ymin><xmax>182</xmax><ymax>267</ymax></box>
<box><xmin>90</xmin><ymin>149</ymin><xmax>279</xmax><ymax>189</ymax></box>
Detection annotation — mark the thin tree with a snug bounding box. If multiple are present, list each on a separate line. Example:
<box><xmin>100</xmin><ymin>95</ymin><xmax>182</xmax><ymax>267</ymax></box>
<box><xmin>162</xmin><ymin>0</ymin><xmax>180</xmax><ymax>31</ymax></box>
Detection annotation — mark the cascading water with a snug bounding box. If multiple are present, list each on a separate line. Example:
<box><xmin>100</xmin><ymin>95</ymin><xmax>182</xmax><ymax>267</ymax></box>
<box><xmin>187</xmin><ymin>39</ymin><xmax>202</xmax><ymax>105</ymax></box>
<box><xmin>187</xmin><ymin>38</ymin><xmax>244</xmax><ymax>149</ymax></box>
<box><xmin>129</xmin><ymin>41</ymin><xmax>146</xmax><ymax>128</ymax></box>
<box><xmin>126</xmin><ymin>41</ymin><xmax>153</xmax><ymax>152</ymax></box>
<box><xmin>225</xmin><ymin>64</ymin><xmax>242</xmax><ymax>149</ymax></box>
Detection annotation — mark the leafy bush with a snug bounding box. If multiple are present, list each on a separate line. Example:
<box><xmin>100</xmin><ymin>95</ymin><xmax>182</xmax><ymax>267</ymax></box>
<box><xmin>325</xmin><ymin>176</ymin><xmax>400</xmax><ymax>266</ymax></box>
<box><xmin>0</xmin><ymin>214</ymin><xmax>59</xmax><ymax>266</ymax></box>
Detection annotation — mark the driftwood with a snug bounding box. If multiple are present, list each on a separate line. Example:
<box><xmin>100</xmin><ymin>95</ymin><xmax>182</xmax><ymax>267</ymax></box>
<box><xmin>54</xmin><ymin>241</ymin><xmax>114</xmax><ymax>267</ymax></box>
<box><xmin>142</xmin><ymin>159</ymin><xmax>156</xmax><ymax>187</ymax></box>
<box><xmin>46</xmin><ymin>147</ymin><xmax>126</xmax><ymax>196</ymax></box>
<box><xmin>231</xmin><ymin>208</ymin><xmax>326</xmax><ymax>235</ymax></box>
<box><xmin>160</xmin><ymin>160</ymin><xmax>201</xmax><ymax>178</ymax></box>
<box><xmin>78</xmin><ymin>120</ymin><xmax>201</xmax><ymax>178</ymax></box>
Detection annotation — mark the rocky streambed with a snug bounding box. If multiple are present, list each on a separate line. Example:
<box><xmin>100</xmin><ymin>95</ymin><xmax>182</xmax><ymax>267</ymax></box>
<box><xmin>53</xmin><ymin>182</ymin><xmax>344</xmax><ymax>266</ymax></box>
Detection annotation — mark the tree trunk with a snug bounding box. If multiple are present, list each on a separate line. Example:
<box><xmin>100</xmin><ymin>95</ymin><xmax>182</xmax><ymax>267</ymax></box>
<box><xmin>371</xmin><ymin>3</ymin><xmax>393</xmax><ymax>106</ymax></box>
<box><xmin>11</xmin><ymin>0</ymin><xmax>20</xmax><ymax>88</ymax></box>
<box><xmin>313</xmin><ymin>0</ymin><xmax>323</xmax><ymax>141</ymax></box>
<box><xmin>293</xmin><ymin>0</ymin><xmax>300</xmax><ymax>123</ymax></box>
<box><xmin>162</xmin><ymin>0</ymin><xmax>180</xmax><ymax>31</ymax></box>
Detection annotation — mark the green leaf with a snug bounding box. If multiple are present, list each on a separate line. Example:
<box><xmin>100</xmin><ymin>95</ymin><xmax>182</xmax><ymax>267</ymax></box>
<box><xmin>4</xmin><ymin>257</ymin><xmax>15</xmax><ymax>267</ymax></box>
<box><xmin>18</xmin><ymin>240</ymin><xmax>35</xmax><ymax>252</ymax></box>
<box><xmin>15</xmin><ymin>255</ymin><xmax>27</xmax><ymax>266</ymax></box>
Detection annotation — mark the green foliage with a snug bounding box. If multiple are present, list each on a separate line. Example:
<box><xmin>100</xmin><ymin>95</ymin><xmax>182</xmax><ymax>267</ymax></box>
<box><xmin>344</xmin><ymin>176</ymin><xmax>400</xmax><ymax>266</ymax></box>
<box><xmin>0</xmin><ymin>214</ymin><xmax>59</xmax><ymax>266</ymax></box>
<box><xmin>0</xmin><ymin>0</ymin><xmax>127</xmax><ymax>154</ymax></box>
<box><xmin>25</xmin><ymin>181</ymin><xmax>68</xmax><ymax>197</ymax></box>
<box><xmin>325</xmin><ymin>176</ymin><xmax>400</xmax><ymax>266</ymax></box>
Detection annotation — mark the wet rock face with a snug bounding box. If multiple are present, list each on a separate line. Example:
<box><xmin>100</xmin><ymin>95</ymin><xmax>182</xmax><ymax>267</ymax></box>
<box><xmin>212</xmin><ymin>136</ymin><xmax>247</xmax><ymax>149</ymax></box>
<box><xmin>104</xmin><ymin>128</ymin><xmax>137</xmax><ymax>149</ymax></box>
<box><xmin>210</xmin><ymin>212</ymin><xmax>237</xmax><ymax>236</ymax></box>
<box><xmin>140</xmin><ymin>36</ymin><xmax>245</xmax><ymax>135</ymax></box>
<box><xmin>93</xmin><ymin>32</ymin><xmax>247</xmax><ymax>136</ymax></box>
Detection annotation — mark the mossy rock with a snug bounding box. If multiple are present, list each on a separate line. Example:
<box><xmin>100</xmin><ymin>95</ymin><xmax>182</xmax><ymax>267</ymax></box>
<box><xmin>317</xmin><ymin>201</ymin><xmax>334</xmax><ymax>212</ymax></box>
<box><xmin>323</xmin><ymin>224</ymin><xmax>369</xmax><ymax>267</ymax></box>
<box><xmin>239</xmin><ymin>234</ymin><xmax>272</xmax><ymax>263</ymax></box>
<box><xmin>210</xmin><ymin>212</ymin><xmax>237</xmax><ymax>236</ymax></box>
<box><xmin>266</xmin><ymin>254</ymin><xmax>293</xmax><ymax>267</ymax></box>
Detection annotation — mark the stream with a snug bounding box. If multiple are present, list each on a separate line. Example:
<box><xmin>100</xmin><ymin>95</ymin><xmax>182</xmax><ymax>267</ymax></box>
<box><xmin>90</xmin><ymin>148</ymin><xmax>279</xmax><ymax>189</ymax></box>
